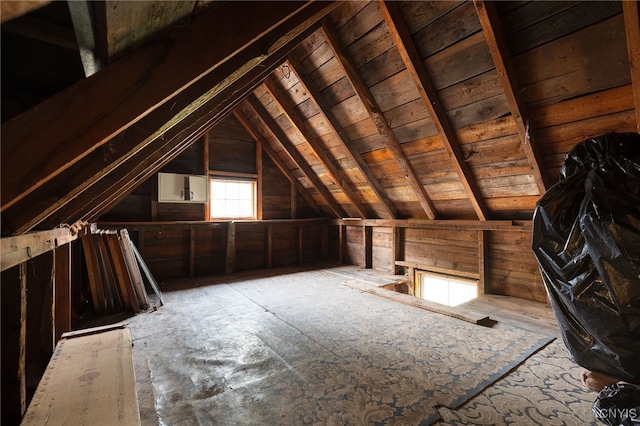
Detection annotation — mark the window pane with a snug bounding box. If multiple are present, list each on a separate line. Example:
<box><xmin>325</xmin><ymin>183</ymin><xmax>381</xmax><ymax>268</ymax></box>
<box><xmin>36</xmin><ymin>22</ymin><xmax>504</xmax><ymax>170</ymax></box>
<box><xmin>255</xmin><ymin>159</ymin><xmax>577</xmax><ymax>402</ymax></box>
<box><xmin>420</xmin><ymin>274</ymin><xmax>477</xmax><ymax>307</ymax></box>
<box><xmin>209</xmin><ymin>178</ymin><xmax>256</xmax><ymax>219</ymax></box>
<box><xmin>238</xmin><ymin>183</ymin><xmax>252</xmax><ymax>200</ymax></box>
<box><xmin>227</xmin><ymin>182</ymin><xmax>239</xmax><ymax>199</ymax></box>
<box><xmin>211</xmin><ymin>202</ymin><xmax>226</xmax><ymax>217</ymax></box>
<box><xmin>238</xmin><ymin>200</ymin><xmax>252</xmax><ymax>216</ymax></box>
<box><xmin>211</xmin><ymin>181</ymin><xmax>226</xmax><ymax>200</ymax></box>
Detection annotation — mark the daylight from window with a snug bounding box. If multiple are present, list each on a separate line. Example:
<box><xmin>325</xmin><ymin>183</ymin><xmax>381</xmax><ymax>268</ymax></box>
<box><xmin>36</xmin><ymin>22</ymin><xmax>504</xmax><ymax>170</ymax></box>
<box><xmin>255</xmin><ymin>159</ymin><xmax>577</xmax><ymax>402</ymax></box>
<box><xmin>210</xmin><ymin>179</ymin><xmax>256</xmax><ymax>219</ymax></box>
<box><xmin>420</xmin><ymin>274</ymin><xmax>477</xmax><ymax>307</ymax></box>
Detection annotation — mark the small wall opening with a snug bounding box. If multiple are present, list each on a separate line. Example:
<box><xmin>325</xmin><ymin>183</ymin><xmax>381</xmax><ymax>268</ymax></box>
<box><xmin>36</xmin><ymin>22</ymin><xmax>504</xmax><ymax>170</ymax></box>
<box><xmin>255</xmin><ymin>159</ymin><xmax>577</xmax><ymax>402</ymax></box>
<box><xmin>416</xmin><ymin>271</ymin><xmax>477</xmax><ymax>307</ymax></box>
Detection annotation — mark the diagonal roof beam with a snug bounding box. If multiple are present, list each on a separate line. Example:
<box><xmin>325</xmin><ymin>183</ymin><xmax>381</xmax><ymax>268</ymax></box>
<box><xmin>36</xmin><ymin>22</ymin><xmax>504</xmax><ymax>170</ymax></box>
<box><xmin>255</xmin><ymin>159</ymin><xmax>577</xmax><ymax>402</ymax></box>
<box><xmin>264</xmin><ymin>77</ymin><xmax>369</xmax><ymax>218</ymax></box>
<box><xmin>623</xmin><ymin>0</ymin><xmax>640</xmax><ymax>133</ymax></box>
<box><xmin>1</xmin><ymin>0</ymin><xmax>51</xmax><ymax>23</ymax></box>
<box><xmin>473</xmin><ymin>0</ymin><xmax>548</xmax><ymax>194</ymax></box>
<box><xmin>1</xmin><ymin>1</ymin><xmax>336</xmax><ymax>215</ymax></box>
<box><xmin>233</xmin><ymin>109</ymin><xmax>324</xmax><ymax>217</ymax></box>
<box><xmin>1</xmin><ymin>3</ymin><xmax>336</xmax><ymax>235</ymax></box>
<box><xmin>286</xmin><ymin>58</ymin><xmax>397</xmax><ymax>219</ymax></box>
<box><xmin>60</xmin><ymin>13</ymin><xmax>323</xmax><ymax>228</ymax></box>
<box><xmin>321</xmin><ymin>19</ymin><xmax>437</xmax><ymax>220</ymax></box>
<box><xmin>247</xmin><ymin>95</ymin><xmax>346</xmax><ymax>218</ymax></box>
<box><xmin>378</xmin><ymin>0</ymin><xmax>488</xmax><ymax>221</ymax></box>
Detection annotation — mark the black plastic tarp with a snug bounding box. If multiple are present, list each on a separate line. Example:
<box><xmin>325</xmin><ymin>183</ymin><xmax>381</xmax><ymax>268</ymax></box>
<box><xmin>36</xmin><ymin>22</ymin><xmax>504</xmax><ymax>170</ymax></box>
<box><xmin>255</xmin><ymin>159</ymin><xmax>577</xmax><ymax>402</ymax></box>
<box><xmin>532</xmin><ymin>132</ymin><xmax>640</xmax><ymax>384</ymax></box>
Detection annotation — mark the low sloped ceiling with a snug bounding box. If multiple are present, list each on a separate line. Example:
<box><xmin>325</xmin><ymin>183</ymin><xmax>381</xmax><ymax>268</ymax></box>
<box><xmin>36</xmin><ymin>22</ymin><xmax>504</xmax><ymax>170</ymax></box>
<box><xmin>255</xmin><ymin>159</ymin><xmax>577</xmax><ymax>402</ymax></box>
<box><xmin>1</xmin><ymin>1</ymin><xmax>638</xmax><ymax>236</ymax></box>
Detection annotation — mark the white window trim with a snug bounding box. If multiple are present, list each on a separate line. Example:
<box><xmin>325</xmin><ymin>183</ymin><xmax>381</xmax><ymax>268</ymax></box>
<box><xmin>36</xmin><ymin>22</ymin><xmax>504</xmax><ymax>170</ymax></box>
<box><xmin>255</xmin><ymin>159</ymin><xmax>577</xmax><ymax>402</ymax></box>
<box><xmin>209</xmin><ymin>176</ymin><xmax>257</xmax><ymax>220</ymax></box>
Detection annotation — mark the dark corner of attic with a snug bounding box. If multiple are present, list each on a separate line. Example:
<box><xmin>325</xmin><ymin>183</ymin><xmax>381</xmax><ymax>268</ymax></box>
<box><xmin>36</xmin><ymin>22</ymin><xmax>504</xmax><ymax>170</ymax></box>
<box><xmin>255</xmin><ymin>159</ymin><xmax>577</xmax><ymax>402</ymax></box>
<box><xmin>2</xmin><ymin>0</ymin><xmax>640</xmax><ymax>425</ymax></box>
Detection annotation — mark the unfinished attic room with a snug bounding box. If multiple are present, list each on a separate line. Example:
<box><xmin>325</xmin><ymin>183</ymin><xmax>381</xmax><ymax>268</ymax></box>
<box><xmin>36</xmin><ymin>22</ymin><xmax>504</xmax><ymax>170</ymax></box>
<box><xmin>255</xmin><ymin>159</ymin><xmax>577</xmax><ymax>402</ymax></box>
<box><xmin>3</xmin><ymin>0</ymin><xmax>640</xmax><ymax>424</ymax></box>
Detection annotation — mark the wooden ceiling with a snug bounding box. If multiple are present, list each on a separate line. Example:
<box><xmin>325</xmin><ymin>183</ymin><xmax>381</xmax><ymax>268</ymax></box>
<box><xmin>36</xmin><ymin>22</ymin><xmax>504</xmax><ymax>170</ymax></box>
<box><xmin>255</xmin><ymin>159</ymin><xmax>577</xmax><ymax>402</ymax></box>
<box><xmin>2</xmin><ymin>1</ymin><xmax>639</xmax><ymax>236</ymax></box>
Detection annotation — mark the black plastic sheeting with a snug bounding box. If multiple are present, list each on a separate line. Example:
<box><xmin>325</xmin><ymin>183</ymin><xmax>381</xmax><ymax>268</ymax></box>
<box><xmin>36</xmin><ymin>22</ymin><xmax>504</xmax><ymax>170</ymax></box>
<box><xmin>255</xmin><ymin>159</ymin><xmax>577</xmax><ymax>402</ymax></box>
<box><xmin>532</xmin><ymin>132</ymin><xmax>640</xmax><ymax>385</ymax></box>
<box><xmin>593</xmin><ymin>383</ymin><xmax>640</xmax><ymax>426</ymax></box>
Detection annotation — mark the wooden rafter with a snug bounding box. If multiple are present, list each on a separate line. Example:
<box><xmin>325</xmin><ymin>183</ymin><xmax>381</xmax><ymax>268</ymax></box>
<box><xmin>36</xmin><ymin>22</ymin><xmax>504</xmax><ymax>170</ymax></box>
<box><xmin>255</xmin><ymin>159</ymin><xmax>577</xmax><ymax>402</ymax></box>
<box><xmin>321</xmin><ymin>19</ymin><xmax>438</xmax><ymax>220</ymax></box>
<box><xmin>286</xmin><ymin>58</ymin><xmax>397</xmax><ymax>219</ymax></box>
<box><xmin>378</xmin><ymin>0</ymin><xmax>488</xmax><ymax>221</ymax></box>
<box><xmin>2</xmin><ymin>4</ymin><xmax>336</xmax><ymax>235</ymax></box>
<box><xmin>247</xmin><ymin>95</ymin><xmax>345</xmax><ymax>218</ymax></box>
<box><xmin>473</xmin><ymin>0</ymin><xmax>548</xmax><ymax>194</ymax></box>
<box><xmin>264</xmin><ymin>77</ymin><xmax>369</xmax><ymax>218</ymax></box>
<box><xmin>623</xmin><ymin>0</ymin><xmax>640</xmax><ymax>132</ymax></box>
<box><xmin>233</xmin><ymin>109</ymin><xmax>324</xmax><ymax>217</ymax></box>
<box><xmin>1</xmin><ymin>1</ymin><xmax>337</xmax><ymax>230</ymax></box>
<box><xmin>0</xmin><ymin>0</ymin><xmax>51</xmax><ymax>23</ymax></box>
<box><xmin>70</xmin><ymin>22</ymin><xmax>330</xmax><ymax>227</ymax></box>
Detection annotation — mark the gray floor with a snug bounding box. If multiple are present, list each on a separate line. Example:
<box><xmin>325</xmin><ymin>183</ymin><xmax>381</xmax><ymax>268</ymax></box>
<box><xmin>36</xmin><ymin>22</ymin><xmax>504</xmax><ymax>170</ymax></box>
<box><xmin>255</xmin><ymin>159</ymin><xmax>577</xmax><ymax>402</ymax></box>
<box><xmin>124</xmin><ymin>265</ymin><xmax>598</xmax><ymax>425</ymax></box>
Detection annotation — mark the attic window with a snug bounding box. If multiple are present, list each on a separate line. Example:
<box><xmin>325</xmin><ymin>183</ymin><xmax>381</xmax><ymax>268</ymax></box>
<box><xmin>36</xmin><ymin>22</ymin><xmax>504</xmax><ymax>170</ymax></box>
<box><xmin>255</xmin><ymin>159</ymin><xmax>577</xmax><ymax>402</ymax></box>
<box><xmin>209</xmin><ymin>177</ymin><xmax>256</xmax><ymax>219</ymax></box>
<box><xmin>417</xmin><ymin>272</ymin><xmax>477</xmax><ymax>307</ymax></box>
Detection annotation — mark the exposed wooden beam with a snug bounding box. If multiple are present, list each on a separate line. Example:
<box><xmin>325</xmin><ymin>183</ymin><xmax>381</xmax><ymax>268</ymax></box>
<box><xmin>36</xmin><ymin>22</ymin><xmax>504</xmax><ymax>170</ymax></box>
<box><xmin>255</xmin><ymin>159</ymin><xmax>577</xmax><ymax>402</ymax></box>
<box><xmin>2</xmin><ymin>3</ymin><xmax>337</xmax><ymax>235</ymax></box>
<box><xmin>331</xmin><ymin>217</ymin><xmax>529</xmax><ymax>231</ymax></box>
<box><xmin>1</xmin><ymin>1</ymin><xmax>335</xmax><ymax>216</ymax></box>
<box><xmin>321</xmin><ymin>19</ymin><xmax>438</xmax><ymax>220</ymax></box>
<box><xmin>286</xmin><ymin>58</ymin><xmax>397</xmax><ymax>219</ymax></box>
<box><xmin>623</xmin><ymin>0</ymin><xmax>640</xmax><ymax>132</ymax></box>
<box><xmin>264</xmin><ymin>77</ymin><xmax>369</xmax><ymax>218</ymax></box>
<box><xmin>233</xmin><ymin>108</ymin><xmax>324</xmax><ymax>216</ymax></box>
<box><xmin>378</xmin><ymin>1</ymin><xmax>488</xmax><ymax>220</ymax></box>
<box><xmin>1</xmin><ymin>226</ymin><xmax>82</xmax><ymax>272</ymax></box>
<box><xmin>473</xmin><ymin>0</ymin><xmax>548</xmax><ymax>194</ymax></box>
<box><xmin>0</xmin><ymin>0</ymin><xmax>51</xmax><ymax>23</ymax></box>
<box><xmin>1</xmin><ymin>15</ymin><xmax>77</xmax><ymax>50</ymax></box>
<box><xmin>247</xmin><ymin>94</ymin><xmax>345</xmax><ymax>218</ymax></box>
<box><xmin>64</xmin><ymin>12</ymin><xmax>332</xmax><ymax>228</ymax></box>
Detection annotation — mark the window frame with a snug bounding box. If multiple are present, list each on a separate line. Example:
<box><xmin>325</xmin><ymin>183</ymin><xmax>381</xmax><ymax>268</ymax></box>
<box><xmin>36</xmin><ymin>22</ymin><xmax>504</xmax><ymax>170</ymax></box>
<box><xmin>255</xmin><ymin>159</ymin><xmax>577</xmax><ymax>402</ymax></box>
<box><xmin>208</xmin><ymin>175</ymin><xmax>257</xmax><ymax>220</ymax></box>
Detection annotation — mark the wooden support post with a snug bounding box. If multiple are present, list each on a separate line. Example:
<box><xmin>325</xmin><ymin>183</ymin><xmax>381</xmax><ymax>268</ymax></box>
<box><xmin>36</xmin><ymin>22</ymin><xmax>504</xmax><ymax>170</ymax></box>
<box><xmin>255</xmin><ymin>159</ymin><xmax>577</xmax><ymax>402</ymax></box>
<box><xmin>290</xmin><ymin>183</ymin><xmax>297</xmax><ymax>219</ymax></box>
<box><xmin>407</xmin><ymin>266</ymin><xmax>416</xmax><ymax>297</ymax></box>
<box><xmin>363</xmin><ymin>225</ymin><xmax>373</xmax><ymax>269</ymax></box>
<box><xmin>478</xmin><ymin>230</ymin><xmax>489</xmax><ymax>295</ymax></box>
<box><xmin>256</xmin><ymin>140</ymin><xmax>263</xmax><ymax>220</ymax></box>
<box><xmin>19</xmin><ymin>263</ymin><xmax>27</xmax><ymax>416</ymax></box>
<box><xmin>54</xmin><ymin>243</ymin><xmax>71</xmax><ymax>342</ymax></box>
<box><xmin>338</xmin><ymin>224</ymin><xmax>345</xmax><ymax>264</ymax></box>
<box><xmin>138</xmin><ymin>230</ymin><xmax>145</xmax><ymax>258</ymax></box>
<box><xmin>151</xmin><ymin>176</ymin><xmax>158</xmax><ymax>221</ymax></box>
<box><xmin>225</xmin><ymin>222</ymin><xmax>236</xmax><ymax>274</ymax></box>
<box><xmin>298</xmin><ymin>225</ymin><xmax>303</xmax><ymax>264</ymax></box>
<box><xmin>189</xmin><ymin>227</ymin><xmax>195</xmax><ymax>278</ymax></box>
<box><xmin>203</xmin><ymin>133</ymin><xmax>210</xmax><ymax>221</ymax></box>
<box><xmin>266</xmin><ymin>225</ymin><xmax>273</xmax><ymax>268</ymax></box>
<box><xmin>391</xmin><ymin>226</ymin><xmax>403</xmax><ymax>275</ymax></box>
<box><xmin>321</xmin><ymin>222</ymin><xmax>329</xmax><ymax>260</ymax></box>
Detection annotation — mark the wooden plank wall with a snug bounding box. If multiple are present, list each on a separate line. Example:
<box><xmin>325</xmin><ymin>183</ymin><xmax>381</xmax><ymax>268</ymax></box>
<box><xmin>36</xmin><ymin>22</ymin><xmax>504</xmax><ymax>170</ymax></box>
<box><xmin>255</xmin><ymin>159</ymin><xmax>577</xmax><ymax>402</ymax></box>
<box><xmin>486</xmin><ymin>228</ymin><xmax>546</xmax><ymax>303</ymax></box>
<box><xmin>1</xmin><ymin>232</ymin><xmax>80</xmax><ymax>425</ymax></box>
<box><xmin>101</xmin><ymin>219</ymin><xmax>329</xmax><ymax>281</ymax></box>
<box><xmin>329</xmin><ymin>219</ymin><xmax>546</xmax><ymax>303</ymax></box>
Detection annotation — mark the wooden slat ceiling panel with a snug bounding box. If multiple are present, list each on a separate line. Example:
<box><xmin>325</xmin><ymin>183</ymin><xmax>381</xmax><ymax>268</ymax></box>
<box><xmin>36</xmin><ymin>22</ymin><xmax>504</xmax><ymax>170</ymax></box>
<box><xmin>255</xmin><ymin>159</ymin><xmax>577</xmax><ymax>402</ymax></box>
<box><xmin>1</xmin><ymin>0</ymin><xmax>637</xmax><ymax>233</ymax></box>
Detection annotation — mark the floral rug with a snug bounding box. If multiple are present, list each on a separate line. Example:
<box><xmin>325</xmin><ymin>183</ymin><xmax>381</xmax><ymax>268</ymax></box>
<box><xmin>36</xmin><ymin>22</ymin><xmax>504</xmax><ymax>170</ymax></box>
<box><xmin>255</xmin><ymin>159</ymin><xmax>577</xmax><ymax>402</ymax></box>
<box><xmin>128</xmin><ymin>269</ymin><xmax>575</xmax><ymax>425</ymax></box>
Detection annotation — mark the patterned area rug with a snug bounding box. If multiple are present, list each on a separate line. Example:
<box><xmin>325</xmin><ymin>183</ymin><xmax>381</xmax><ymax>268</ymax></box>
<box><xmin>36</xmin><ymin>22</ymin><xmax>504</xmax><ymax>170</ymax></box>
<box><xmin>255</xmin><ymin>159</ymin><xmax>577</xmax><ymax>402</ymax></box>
<box><xmin>436</xmin><ymin>339</ymin><xmax>599</xmax><ymax>425</ymax></box>
<box><xmin>128</xmin><ymin>269</ymin><xmax>584</xmax><ymax>425</ymax></box>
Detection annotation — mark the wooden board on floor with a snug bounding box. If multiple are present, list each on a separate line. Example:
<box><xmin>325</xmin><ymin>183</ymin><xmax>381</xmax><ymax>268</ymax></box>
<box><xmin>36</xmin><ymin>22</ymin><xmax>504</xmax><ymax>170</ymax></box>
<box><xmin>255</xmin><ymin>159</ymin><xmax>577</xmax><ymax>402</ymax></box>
<box><xmin>21</xmin><ymin>326</ymin><xmax>140</xmax><ymax>426</ymax></box>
